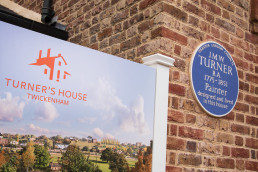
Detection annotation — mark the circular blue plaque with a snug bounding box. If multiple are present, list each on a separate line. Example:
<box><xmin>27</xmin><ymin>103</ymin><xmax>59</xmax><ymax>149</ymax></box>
<box><xmin>190</xmin><ymin>41</ymin><xmax>239</xmax><ymax>117</ymax></box>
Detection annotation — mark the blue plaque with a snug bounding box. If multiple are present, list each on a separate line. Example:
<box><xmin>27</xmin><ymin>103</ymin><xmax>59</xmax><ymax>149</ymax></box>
<box><xmin>190</xmin><ymin>41</ymin><xmax>239</xmax><ymax>117</ymax></box>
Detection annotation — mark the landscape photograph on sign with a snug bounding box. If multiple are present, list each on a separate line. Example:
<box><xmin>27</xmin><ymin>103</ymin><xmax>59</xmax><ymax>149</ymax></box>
<box><xmin>0</xmin><ymin>21</ymin><xmax>156</xmax><ymax>171</ymax></box>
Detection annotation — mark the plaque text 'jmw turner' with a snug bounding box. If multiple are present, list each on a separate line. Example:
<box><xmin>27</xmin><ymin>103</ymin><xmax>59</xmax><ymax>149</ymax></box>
<box><xmin>190</xmin><ymin>41</ymin><xmax>239</xmax><ymax>117</ymax></box>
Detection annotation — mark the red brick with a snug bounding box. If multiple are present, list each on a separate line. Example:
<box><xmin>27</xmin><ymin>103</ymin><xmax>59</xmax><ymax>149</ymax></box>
<box><xmin>246</xmin><ymin>73</ymin><xmax>258</xmax><ymax>84</ymax></box>
<box><xmin>178</xmin><ymin>153</ymin><xmax>202</xmax><ymax>166</ymax></box>
<box><xmin>223</xmin><ymin>146</ymin><xmax>230</xmax><ymax>156</ymax></box>
<box><xmin>234</xmin><ymin>57</ymin><xmax>249</xmax><ymax>70</ymax></box>
<box><xmin>167</xmin><ymin>137</ymin><xmax>185</xmax><ymax>150</ymax></box>
<box><xmin>151</xmin><ymin>27</ymin><xmax>188</xmax><ymax>46</ymax></box>
<box><xmin>245</xmin><ymin>95</ymin><xmax>258</xmax><ymax>105</ymax></box>
<box><xmin>166</xmin><ymin>166</ymin><xmax>182</xmax><ymax>172</ymax></box>
<box><xmin>98</xmin><ymin>27</ymin><xmax>112</xmax><ymax>41</ymax></box>
<box><xmin>235</xmin><ymin>136</ymin><xmax>243</xmax><ymax>146</ymax></box>
<box><xmin>169</xmin><ymin>124</ymin><xmax>177</xmax><ymax>136</ymax></box>
<box><xmin>179</xmin><ymin>126</ymin><xmax>204</xmax><ymax>140</ymax></box>
<box><xmin>139</xmin><ymin>0</ymin><xmax>158</xmax><ymax>10</ymax></box>
<box><xmin>246</xmin><ymin>138</ymin><xmax>258</xmax><ymax>149</ymax></box>
<box><xmin>246</xmin><ymin>161</ymin><xmax>258</xmax><ymax>171</ymax></box>
<box><xmin>231</xmin><ymin>124</ymin><xmax>250</xmax><ymax>135</ymax></box>
<box><xmin>235</xmin><ymin>102</ymin><xmax>249</xmax><ymax>112</ymax></box>
<box><xmin>168</xmin><ymin>109</ymin><xmax>184</xmax><ymax>123</ymax></box>
<box><xmin>246</xmin><ymin>116</ymin><xmax>258</xmax><ymax>126</ymax></box>
<box><xmin>216</xmin><ymin>158</ymin><xmax>235</xmax><ymax>169</ymax></box>
<box><xmin>169</xmin><ymin>83</ymin><xmax>186</xmax><ymax>96</ymax></box>
<box><xmin>171</xmin><ymin>97</ymin><xmax>179</xmax><ymax>109</ymax></box>
<box><xmin>231</xmin><ymin>147</ymin><xmax>249</xmax><ymax>158</ymax></box>
<box><xmin>245</xmin><ymin>32</ymin><xmax>258</xmax><ymax>44</ymax></box>
<box><xmin>239</xmin><ymin>81</ymin><xmax>249</xmax><ymax>92</ymax></box>
<box><xmin>174</xmin><ymin>45</ymin><xmax>181</xmax><ymax>55</ymax></box>
<box><xmin>222</xmin><ymin>111</ymin><xmax>234</xmax><ymax>120</ymax></box>
<box><xmin>236</xmin><ymin>113</ymin><xmax>244</xmax><ymax>122</ymax></box>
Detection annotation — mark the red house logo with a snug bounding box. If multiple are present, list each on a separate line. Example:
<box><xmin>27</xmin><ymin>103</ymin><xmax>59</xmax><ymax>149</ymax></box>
<box><xmin>30</xmin><ymin>49</ymin><xmax>71</xmax><ymax>82</ymax></box>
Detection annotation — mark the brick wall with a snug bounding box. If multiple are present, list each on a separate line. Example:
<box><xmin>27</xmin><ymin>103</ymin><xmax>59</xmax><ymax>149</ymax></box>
<box><xmin>9</xmin><ymin>0</ymin><xmax>258</xmax><ymax>171</ymax></box>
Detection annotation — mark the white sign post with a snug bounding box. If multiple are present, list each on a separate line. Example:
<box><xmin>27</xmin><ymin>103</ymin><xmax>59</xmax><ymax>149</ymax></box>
<box><xmin>143</xmin><ymin>54</ymin><xmax>175</xmax><ymax>172</ymax></box>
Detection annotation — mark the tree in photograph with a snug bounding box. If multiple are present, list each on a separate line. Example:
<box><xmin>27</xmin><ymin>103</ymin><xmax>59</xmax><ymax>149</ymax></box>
<box><xmin>22</xmin><ymin>142</ymin><xmax>35</xmax><ymax>172</ymax></box>
<box><xmin>1</xmin><ymin>153</ymin><xmax>21</xmax><ymax>172</ymax></box>
<box><xmin>100</xmin><ymin>148</ymin><xmax>113</xmax><ymax>162</ymax></box>
<box><xmin>108</xmin><ymin>152</ymin><xmax>129</xmax><ymax>172</ymax></box>
<box><xmin>34</xmin><ymin>145</ymin><xmax>51</xmax><ymax>169</ymax></box>
<box><xmin>82</xmin><ymin>146</ymin><xmax>89</xmax><ymax>152</ymax></box>
<box><xmin>60</xmin><ymin>145</ymin><xmax>96</xmax><ymax>172</ymax></box>
<box><xmin>131</xmin><ymin>150</ymin><xmax>144</xmax><ymax>172</ymax></box>
<box><xmin>0</xmin><ymin>150</ymin><xmax>6</xmax><ymax>167</ymax></box>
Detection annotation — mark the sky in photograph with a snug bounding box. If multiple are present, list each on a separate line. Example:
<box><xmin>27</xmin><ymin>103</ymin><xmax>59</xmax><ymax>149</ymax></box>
<box><xmin>0</xmin><ymin>21</ymin><xmax>156</xmax><ymax>145</ymax></box>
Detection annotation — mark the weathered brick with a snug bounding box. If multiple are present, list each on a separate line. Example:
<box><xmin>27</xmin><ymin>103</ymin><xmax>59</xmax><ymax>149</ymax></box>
<box><xmin>90</xmin><ymin>24</ymin><xmax>100</xmax><ymax>35</ymax></box>
<box><xmin>169</xmin><ymin>152</ymin><xmax>176</xmax><ymax>164</ymax></box>
<box><xmin>130</xmin><ymin>4</ymin><xmax>138</xmax><ymax>16</ymax></box>
<box><xmin>179</xmin><ymin>126</ymin><xmax>204</xmax><ymax>140</ymax></box>
<box><xmin>138</xmin><ymin>21</ymin><xmax>152</xmax><ymax>33</ymax></box>
<box><xmin>167</xmin><ymin>137</ymin><xmax>185</xmax><ymax>150</ymax></box>
<box><xmin>216</xmin><ymin>158</ymin><xmax>235</xmax><ymax>169</ymax></box>
<box><xmin>168</xmin><ymin>109</ymin><xmax>184</xmax><ymax>123</ymax></box>
<box><xmin>246</xmin><ymin>138</ymin><xmax>258</xmax><ymax>149</ymax></box>
<box><xmin>217</xmin><ymin>133</ymin><xmax>234</xmax><ymax>144</ymax></box>
<box><xmin>163</xmin><ymin>3</ymin><xmax>188</xmax><ymax>22</ymax></box>
<box><xmin>120</xmin><ymin>36</ymin><xmax>141</xmax><ymax>51</ymax></box>
<box><xmin>219</xmin><ymin>120</ymin><xmax>229</xmax><ymax>131</ymax></box>
<box><xmin>215</xmin><ymin>18</ymin><xmax>235</xmax><ymax>33</ymax></box>
<box><xmin>235</xmin><ymin>136</ymin><xmax>243</xmax><ymax>146</ymax></box>
<box><xmin>169</xmin><ymin>83</ymin><xmax>186</xmax><ymax>96</ymax></box>
<box><xmin>231</xmin><ymin>123</ymin><xmax>250</xmax><ymax>135</ymax></box>
<box><xmin>231</xmin><ymin>147</ymin><xmax>249</xmax><ymax>158</ymax></box>
<box><xmin>109</xmin><ymin>32</ymin><xmax>126</xmax><ymax>45</ymax></box>
<box><xmin>203</xmin><ymin>156</ymin><xmax>215</xmax><ymax>167</ymax></box>
<box><xmin>196</xmin><ymin>116</ymin><xmax>217</xmax><ymax>129</ymax></box>
<box><xmin>151</xmin><ymin>27</ymin><xmax>188</xmax><ymax>46</ymax></box>
<box><xmin>129</xmin><ymin>13</ymin><xmax>144</xmax><ymax>25</ymax></box>
<box><xmin>186</xmin><ymin>114</ymin><xmax>196</xmax><ymax>124</ymax></box>
<box><xmin>201</xmin><ymin>0</ymin><xmax>221</xmax><ymax>15</ymax></box>
<box><xmin>182</xmin><ymin>25</ymin><xmax>204</xmax><ymax>41</ymax></box>
<box><xmin>111</xmin><ymin>10</ymin><xmax>129</xmax><ymax>24</ymax></box>
<box><xmin>98</xmin><ymin>27</ymin><xmax>112</xmax><ymax>41</ymax></box>
<box><xmin>236</xmin><ymin>159</ymin><xmax>245</xmax><ymax>170</ymax></box>
<box><xmin>186</xmin><ymin>141</ymin><xmax>196</xmax><ymax>152</ymax></box>
<box><xmin>178</xmin><ymin>153</ymin><xmax>202</xmax><ymax>166</ymax></box>
<box><xmin>232</xmin><ymin>0</ymin><xmax>249</xmax><ymax>10</ymax></box>
<box><xmin>246</xmin><ymin>161</ymin><xmax>258</xmax><ymax>171</ymax></box>
<box><xmin>223</xmin><ymin>146</ymin><xmax>230</xmax><ymax>156</ymax></box>
<box><xmin>217</xmin><ymin>0</ymin><xmax>235</xmax><ymax>12</ymax></box>
<box><xmin>183</xmin><ymin>2</ymin><xmax>205</xmax><ymax>18</ymax></box>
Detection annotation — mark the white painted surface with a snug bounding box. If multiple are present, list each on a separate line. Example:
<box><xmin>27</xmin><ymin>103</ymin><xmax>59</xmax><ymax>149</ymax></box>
<box><xmin>143</xmin><ymin>53</ymin><xmax>175</xmax><ymax>172</ymax></box>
